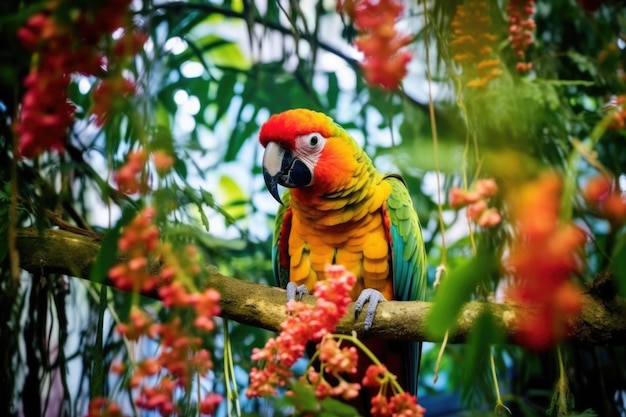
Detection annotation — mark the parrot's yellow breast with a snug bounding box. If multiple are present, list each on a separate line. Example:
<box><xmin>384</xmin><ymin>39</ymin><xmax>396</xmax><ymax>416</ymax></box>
<box><xmin>288</xmin><ymin>198</ymin><xmax>394</xmax><ymax>301</ymax></box>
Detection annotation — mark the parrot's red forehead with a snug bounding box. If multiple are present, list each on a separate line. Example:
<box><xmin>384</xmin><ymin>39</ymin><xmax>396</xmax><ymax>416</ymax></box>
<box><xmin>259</xmin><ymin>109</ymin><xmax>338</xmax><ymax>147</ymax></box>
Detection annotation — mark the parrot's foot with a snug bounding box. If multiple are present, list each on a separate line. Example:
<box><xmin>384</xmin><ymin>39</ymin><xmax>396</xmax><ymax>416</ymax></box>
<box><xmin>286</xmin><ymin>282</ymin><xmax>309</xmax><ymax>301</ymax></box>
<box><xmin>354</xmin><ymin>288</ymin><xmax>387</xmax><ymax>331</ymax></box>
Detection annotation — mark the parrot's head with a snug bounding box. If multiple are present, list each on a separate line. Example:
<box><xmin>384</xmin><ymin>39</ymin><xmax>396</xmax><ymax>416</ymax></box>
<box><xmin>259</xmin><ymin>109</ymin><xmax>359</xmax><ymax>205</ymax></box>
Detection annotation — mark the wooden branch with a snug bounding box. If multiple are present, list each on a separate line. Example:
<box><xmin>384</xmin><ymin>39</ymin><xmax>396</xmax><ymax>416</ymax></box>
<box><xmin>14</xmin><ymin>228</ymin><xmax>626</xmax><ymax>345</ymax></box>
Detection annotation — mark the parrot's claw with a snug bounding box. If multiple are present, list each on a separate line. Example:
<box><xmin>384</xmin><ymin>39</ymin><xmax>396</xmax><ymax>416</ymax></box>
<box><xmin>354</xmin><ymin>289</ymin><xmax>387</xmax><ymax>331</ymax></box>
<box><xmin>286</xmin><ymin>282</ymin><xmax>309</xmax><ymax>301</ymax></box>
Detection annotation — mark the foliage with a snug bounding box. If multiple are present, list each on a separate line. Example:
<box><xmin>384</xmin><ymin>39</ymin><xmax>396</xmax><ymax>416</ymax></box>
<box><xmin>1</xmin><ymin>0</ymin><xmax>626</xmax><ymax>416</ymax></box>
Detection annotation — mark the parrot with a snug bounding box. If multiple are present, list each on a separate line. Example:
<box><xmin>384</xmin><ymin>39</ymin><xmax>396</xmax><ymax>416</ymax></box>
<box><xmin>259</xmin><ymin>108</ymin><xmax>426</xmax><ymax>403</ymax></box>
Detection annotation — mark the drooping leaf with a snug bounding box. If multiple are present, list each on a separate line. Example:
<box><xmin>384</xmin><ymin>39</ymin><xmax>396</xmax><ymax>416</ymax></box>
<box><xmin>426</xmin><ymin>253</ymin><xmax>494</xmax><ymax>339</ymax></box>
<box><xmin>89</xmin><ymin>283</ymin><xmax>107</xmax><ymax>400</ymax></box>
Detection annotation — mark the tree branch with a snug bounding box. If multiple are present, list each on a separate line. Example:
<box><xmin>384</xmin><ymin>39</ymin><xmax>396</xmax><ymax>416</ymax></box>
<box><xmin>15</xmin><ymin>228</ymin><xmax>626</xmax><ymax>345</ymax></box>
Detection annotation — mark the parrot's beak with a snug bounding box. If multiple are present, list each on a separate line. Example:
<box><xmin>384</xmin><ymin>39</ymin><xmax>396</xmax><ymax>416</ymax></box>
<box><xmin>262</xmin><ymin>142</ymin><xmax>313</xmax><ymax>205</ymax></box>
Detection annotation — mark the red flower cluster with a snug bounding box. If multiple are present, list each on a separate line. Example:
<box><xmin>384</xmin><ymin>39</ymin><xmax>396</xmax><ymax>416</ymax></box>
<box><xmin>247</xmin><ymin>265</ymin><xmax>425</xmax><ymax>415</ymax></box>
<box><xmin>101</xmin><ymin>208</ymin><xmax>223</xmax><ymax>416</ymax></box>
<box><xmin>582</xmin><ymin>174</ymin><xmax>626</xmax><ymax>226</ymax></box>
<box><xmin>506</xmin><ymin>0</ymin><xmax>536</xmax><ymax>73</ymax></box>
<box><xmin>246</xmin><ymin>265</ymin><xmax>356</xmax><ymax>397</ymax></box>
<box><xmin>506</xmin><ymin>172</ymin><xmax>585</xmax><ymax>350</ymax></box>
<box><xmin>119</xmin><ymin>294</ymin><xmax>219</xmax><ymax>414</ymax></box>
<box><xmin>116</xmin><ymin>306</ymin><xmax>155</xmax><ymax>341</ymax></box>
<box><xmin>371</xmin><ymin>392</ymin><xmax>426</xmax><ymax>417</ymax></box>
<box><xmin>301</xmin><ymin>335</ymin><xmax>360</xmax><ymax>400</ymax></box>
<box><xmin>450</xmin><ymin>1</ymin><xmax>503</xmax><ymax>88</ymax></box>
<box><xmin>108</xmin><ymin>207</ymin><xmax>160</xmax><ymax>292</ymax></box>
<box><xmin>15</xmin><ymin>0</ymin><xmax>145</xmax><ymax>158</ymax></box>
<box><xmin>114</xmin><ymin>149</ymin><xmax>149</xmax><ymax>195</ymax></box>
<box><xmin>200</xmin><ymin>393</ymin><xmax>223</xmax><ymax>416</ymax></box>
<box><xmin>362</xmin><ymin>364</ymin><xmax>426</xmax><ymax>416</ymax></box>
<box><xmin>87</xmin><ymin>398</ymin><xmax>124</xmax><ymax>417</ymax></box>
<box><xmin>113</xmin><ymin>147</ymin><xmax>177</xmax><ymax>194</ymax></box>
<box><xmin>450</xmin><ymin>178</ymin><xmax>501</xmax><ymax>227</ymax></box>
<box><xmin>350</xmin><ymin>0</ymin><xmax>413</xmax><ymax>90</ymax></box>
<box><xmin>16</xmin><ymin>69</ymin><xmax>76</xmax><ymax>158</ymax></box>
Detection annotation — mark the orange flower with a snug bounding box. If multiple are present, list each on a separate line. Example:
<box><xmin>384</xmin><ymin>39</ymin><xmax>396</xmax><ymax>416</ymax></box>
<box><xmin>450</xmin><ymin>1</ymin><xmax>503</xmax><ymax>88</ymax></box>
<box><xmin>152</xmin><ymin>150</ymin><xmax>175</xmax><ymax>174</ymax></box>
<box><xmin>506</xmin><ymin>172</ymin><xmax>585</xmax><ymax>349</ymax></box>
<box><xmin>583</xmin><ymin>174</ymin><xmax>626</xmax><ymax>225</ymax></box>
<box><xmin>114</xmin><ymin>149</ymin><xmax>149</xmax><ymax>195</ymax></box>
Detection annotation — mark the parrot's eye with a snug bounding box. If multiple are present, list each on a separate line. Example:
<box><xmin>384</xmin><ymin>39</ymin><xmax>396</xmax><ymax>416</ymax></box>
<box><xmin>296</xmin><ymin>132</ymin><xmax>326</xmax><ymax>151</ymax></box>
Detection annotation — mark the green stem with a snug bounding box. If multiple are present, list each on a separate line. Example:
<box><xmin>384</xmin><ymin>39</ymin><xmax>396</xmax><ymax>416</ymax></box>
<box><xmin>549</xmin><ymin>347</ymin><xmax>570</xmax><ymax>417</ymax></box>
<box><xmin>490</xmin><ymin>347</ymin><xmax>511</xmax><ymax>416</ymax></box>
<box><xmin>330</xmin><ymin>333</ymin><xmax>404</xmax><ymax>394</ymax></box>
<box><xmin>223</xmin><ymin>319</ymin><xmax>241</xmax><ymax>417</ymax></box>
<box><xmin>562</xmin><ymin>107</ymin><xmax>614</xmax><ymax>222</ymax></box>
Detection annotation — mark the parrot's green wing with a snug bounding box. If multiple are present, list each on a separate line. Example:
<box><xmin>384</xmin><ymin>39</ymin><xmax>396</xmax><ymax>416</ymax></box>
<box><xmin>384</xmin><ymin>175</ymin><xmax>427</xmax><ymax>302</ymax></box>
<box><xmin>383</xmin><ymin>174</ymin><xmax>427</xmax><ymax>397</ymax></box>
<box><xmin>272</xmin><ymin>191</ymin><xmax>292</xmax><ymax>289</ymax></box>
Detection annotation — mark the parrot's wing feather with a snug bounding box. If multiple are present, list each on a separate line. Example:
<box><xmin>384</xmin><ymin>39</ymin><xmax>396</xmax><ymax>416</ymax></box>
<box><xmin>383</xmin><ymin>174</ymin><xmax>427</xmax><ymax>397</ymax></box>
<box><xmin>272</xmin><ymin>191</ymin><xmax>292</xmax><ymax>289</ymax></box>
<box><xmin>383</xmin><ymin>174</ymin><xmax>427</xmax><ymax>302</ymax></box>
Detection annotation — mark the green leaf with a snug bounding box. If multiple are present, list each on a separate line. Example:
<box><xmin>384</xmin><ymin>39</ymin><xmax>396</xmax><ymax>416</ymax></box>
<box><xmin>566</xmin><ymin>50</ymin><xmax>598</xmax><ymax>78</ymax></box>
<box><xmin>217</xmin><ymin>175</ymin><xmax>248</xmax><ymax>220</ymax></box>
<box><xmin>225</xmin><ymin>105</ymin><xmax>259</xmax><ymax>162</ymax></box>
<box><xmin>90</xmin><ymin>283</ymin><xmax>107</xmax><ymax>399</ymax></box>
<box><xmin>426</xmin><ymin>253</ymin><xmax>494</xmax><ymax>339</ymax></box>
<box><xmin>274</xmin><ymin>381</ymin><xmax>319</xmax><ymax>413</ymax></box>
<box><xmin>319</xmin><ymin>397</ymin><xmax>360</xmax><ymax>417</ymax></box>
<box><xmin>461</xmin><ymin>308</ymin><xmax>504</xmax><ymax>391</ymax></box>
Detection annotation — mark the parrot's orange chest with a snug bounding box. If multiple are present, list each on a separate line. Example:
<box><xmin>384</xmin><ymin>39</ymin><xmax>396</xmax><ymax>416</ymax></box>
<box><xmin>287</xmin><ymin>208</ymin><xmax>394</xmax><ymax>301</ymax></box>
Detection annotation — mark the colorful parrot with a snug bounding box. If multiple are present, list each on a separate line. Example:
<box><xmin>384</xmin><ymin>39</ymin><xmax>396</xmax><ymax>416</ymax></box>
<box><xmin>259</xmin><ymin>108</ymin><xmax>426</xmax><ymax>400</ymax></box>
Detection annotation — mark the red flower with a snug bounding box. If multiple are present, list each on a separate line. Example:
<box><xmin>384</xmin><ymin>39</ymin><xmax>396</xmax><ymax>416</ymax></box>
<box><xmin>86</xmin><ymin>398</ymin><xmax>125</xmax><ymax>417</ymax></box>
<box><xmin>116</xmin><ymin>306</ymin><xmax>155</xmax><ymax>341</ymax></box>
<box><xmin>16</xmin><ymin>0</ymin><xmax>144</xmax><ymax>158</ymax></box>
<box><xmin>108</xmin><ymin>207</ymin><xmax>160</xmax><ymax>292</ymax></box>
<box><xmin>200</xmin><ymin>393</ymin><xmax>222</xmax><ymax>416</ymax></box>
<box><xmin>507</xmin><ymin>0</ymin><xmax>536</xmax><ymax>72</ymax></box>
<box><xmin>389</xmin><ymin>392</ymin><xmax>426</xmax><ymax>417</ymax></box>
<box><xmin>449</xmin><ymin>178</ymin><xmax>501</xmax><ymax>227</ymax></box>
<box><xmin>114</xmin><ymin>149</ymin><xmax>149</xmax><ymax>195</ymax></box>
<box><xmin>362</xmin><ymin>364</ymin><xmax>387</xmax><ymax>388</ymax></box>
<box><xmin>319</xmin><ymin>336</ymin><xmax>358</xmax><ymax>375</ymax></box>
<box><xmin>352</xmin><ymin>0</ymin><xmax>412</xmax><ymax>90</ymax></box>
<box><xmin>246</xmin><ymin>265</ymin><xmax>356</xmax><ymax>398</ymax></box>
